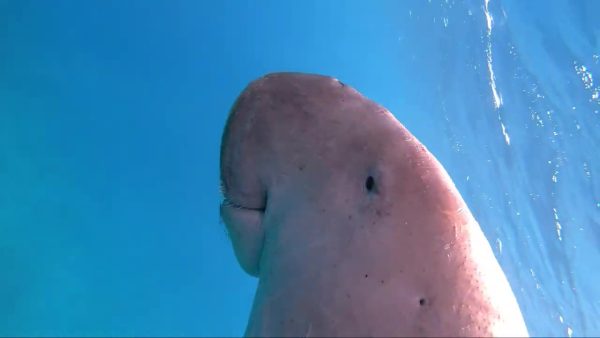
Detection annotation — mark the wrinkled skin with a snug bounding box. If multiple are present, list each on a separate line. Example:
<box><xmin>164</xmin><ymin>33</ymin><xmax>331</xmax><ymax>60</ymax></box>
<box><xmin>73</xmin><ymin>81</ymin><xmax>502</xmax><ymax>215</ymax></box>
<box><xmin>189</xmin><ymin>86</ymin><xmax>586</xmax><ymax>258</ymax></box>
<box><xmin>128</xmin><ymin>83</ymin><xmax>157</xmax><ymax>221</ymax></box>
<box><xmin>220</xmin><ymin>72</ymin><xmax>528</xmax><ymax>337</ymax></box>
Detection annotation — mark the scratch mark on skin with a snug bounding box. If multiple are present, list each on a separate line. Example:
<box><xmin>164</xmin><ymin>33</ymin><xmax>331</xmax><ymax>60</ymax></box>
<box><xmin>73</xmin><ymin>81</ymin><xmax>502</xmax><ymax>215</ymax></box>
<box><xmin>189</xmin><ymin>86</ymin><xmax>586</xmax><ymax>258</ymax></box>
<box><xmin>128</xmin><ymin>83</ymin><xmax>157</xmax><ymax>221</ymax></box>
<box><xmin>305</xmin><ymin>322</ymin><xmax>312</xmax><ymax>337</ymax></box>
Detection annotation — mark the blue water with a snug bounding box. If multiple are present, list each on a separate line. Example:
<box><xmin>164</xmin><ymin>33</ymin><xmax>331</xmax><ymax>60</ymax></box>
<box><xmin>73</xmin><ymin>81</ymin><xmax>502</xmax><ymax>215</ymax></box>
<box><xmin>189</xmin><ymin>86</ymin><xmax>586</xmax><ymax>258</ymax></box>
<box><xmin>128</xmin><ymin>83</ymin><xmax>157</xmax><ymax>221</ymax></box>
<box><xmin>1</xmin><ymin>0</ymin><xmax>598</xmax><ymax>336</ymax></box>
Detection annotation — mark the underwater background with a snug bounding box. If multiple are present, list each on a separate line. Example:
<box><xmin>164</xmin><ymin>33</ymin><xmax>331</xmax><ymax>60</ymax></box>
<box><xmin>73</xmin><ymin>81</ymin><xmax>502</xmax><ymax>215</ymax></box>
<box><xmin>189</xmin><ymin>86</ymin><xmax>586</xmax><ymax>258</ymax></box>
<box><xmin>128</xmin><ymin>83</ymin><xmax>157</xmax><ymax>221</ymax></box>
<box><xmin>1</xmin><ymin>0</ymin><xmax>598</xmax><ymax>336</ymax></box>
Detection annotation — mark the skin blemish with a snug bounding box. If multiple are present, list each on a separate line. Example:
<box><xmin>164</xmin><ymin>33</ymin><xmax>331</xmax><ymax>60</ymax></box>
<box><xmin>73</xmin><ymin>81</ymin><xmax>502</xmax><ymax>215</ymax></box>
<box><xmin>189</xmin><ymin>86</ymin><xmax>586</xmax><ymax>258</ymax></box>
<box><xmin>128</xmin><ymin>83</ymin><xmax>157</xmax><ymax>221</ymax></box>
<box><xmin>364</xmin><ymin>274</ymin><xmax>369</xmax><ymax>278</ymax></box>
<box><xmin>419</xmin><ymin>298</ymin><xmax>427</xmax><ymax>306</ymax></box>
<box><xmin>365</xmin><ymin>176</ymin><xmax>375</xmax><ymax>192</ymax></box>
<box><xmin>298</xmin><ymin>165</ymin><xmax>305</xmax><ymax>171</ymax></box>
<box><xmin>380</xmin><ymin>280</ymin><xmax>385</xmax><ymax>285</ymax></box>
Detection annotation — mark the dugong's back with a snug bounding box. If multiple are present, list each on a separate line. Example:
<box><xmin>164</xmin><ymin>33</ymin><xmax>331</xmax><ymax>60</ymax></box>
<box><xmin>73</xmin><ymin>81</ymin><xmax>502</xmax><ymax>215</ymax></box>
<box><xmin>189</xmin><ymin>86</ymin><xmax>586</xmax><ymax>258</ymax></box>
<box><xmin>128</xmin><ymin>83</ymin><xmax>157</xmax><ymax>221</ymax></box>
<box><xmin>220</xmin><ymin>73</ymin><xmax>529</xmax><ymax>337</ymax></box>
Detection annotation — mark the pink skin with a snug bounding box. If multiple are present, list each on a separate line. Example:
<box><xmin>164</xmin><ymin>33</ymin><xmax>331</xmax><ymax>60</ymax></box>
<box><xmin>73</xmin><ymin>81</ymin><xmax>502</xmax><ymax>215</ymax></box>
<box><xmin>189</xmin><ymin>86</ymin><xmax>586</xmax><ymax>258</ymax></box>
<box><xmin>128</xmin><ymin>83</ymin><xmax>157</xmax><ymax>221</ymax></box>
<box><xmin>220</xmin><ymin>73</ymin><xmax>528</xmax><ymax>337</ymax></box>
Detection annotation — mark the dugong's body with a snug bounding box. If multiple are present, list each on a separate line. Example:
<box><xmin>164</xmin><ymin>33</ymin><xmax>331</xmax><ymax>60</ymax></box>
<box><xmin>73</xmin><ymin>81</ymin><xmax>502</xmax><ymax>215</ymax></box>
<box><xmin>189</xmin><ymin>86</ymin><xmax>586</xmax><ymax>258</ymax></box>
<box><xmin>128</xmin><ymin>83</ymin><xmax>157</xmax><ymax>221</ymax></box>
<box><xmin>219</xmin><ymin>73</ymin><xmax>528</xmax><ymax>337</ymax></box>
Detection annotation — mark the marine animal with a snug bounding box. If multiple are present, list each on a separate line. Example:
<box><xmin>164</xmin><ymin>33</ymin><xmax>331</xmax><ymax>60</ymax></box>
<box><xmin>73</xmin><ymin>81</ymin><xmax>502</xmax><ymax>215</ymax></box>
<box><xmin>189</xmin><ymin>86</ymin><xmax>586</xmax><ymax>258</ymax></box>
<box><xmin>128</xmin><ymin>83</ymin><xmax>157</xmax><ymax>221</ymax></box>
<box><xmin>219</xmin><ymin>72</ymin><xmax>528</xmax><ymax>337</ymax></box>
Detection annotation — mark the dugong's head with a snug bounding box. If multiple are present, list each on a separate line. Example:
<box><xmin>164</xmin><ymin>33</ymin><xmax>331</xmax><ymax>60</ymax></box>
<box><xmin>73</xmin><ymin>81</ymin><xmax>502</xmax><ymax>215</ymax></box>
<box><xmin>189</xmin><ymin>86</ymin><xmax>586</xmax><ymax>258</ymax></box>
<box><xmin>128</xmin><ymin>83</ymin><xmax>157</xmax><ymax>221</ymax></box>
<box><xmin>219</xmin><ymin>73</ymin><xmax>527</xmax><ymax>337</ymax></box>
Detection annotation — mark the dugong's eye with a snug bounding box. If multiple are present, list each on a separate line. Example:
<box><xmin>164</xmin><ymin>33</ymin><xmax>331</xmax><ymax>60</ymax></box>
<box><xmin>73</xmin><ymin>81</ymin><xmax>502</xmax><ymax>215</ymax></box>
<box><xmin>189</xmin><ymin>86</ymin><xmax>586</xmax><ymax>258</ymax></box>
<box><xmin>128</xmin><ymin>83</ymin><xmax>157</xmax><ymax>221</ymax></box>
<box><xmin>365</xmin><ymin>176</ymin><xmax>375</xmax><ymax>192</ymax></box>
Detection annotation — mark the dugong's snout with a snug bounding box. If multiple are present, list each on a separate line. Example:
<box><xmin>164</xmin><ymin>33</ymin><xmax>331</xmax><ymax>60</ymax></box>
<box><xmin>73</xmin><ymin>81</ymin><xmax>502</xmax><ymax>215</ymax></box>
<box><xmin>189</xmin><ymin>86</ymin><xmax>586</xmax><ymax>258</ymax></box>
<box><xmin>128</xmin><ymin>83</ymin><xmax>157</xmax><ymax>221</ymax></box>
<box><xmin>219</xmin><ymin>84</ymin><xmax>266</xmax><ymax>277</ymax></box>
<box><xmin>219</xmin><ymin>72</ymin><xmax>347</xmax><ymax>276</ymax></box>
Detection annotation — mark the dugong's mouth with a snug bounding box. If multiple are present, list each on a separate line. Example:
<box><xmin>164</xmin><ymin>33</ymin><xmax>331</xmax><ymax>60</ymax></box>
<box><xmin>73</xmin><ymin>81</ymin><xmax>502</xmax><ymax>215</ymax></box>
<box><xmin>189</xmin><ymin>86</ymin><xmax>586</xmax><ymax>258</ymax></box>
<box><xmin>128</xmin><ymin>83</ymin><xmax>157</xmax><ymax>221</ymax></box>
<box><xmin>220</xmin><ymin>193</ymin><xmax>266</xmax><ymax>277</ymax></box>
<box><xmin>222</xmin><ymin>196</ymin><xmax>266</xmax><ymax>213</ymax></box>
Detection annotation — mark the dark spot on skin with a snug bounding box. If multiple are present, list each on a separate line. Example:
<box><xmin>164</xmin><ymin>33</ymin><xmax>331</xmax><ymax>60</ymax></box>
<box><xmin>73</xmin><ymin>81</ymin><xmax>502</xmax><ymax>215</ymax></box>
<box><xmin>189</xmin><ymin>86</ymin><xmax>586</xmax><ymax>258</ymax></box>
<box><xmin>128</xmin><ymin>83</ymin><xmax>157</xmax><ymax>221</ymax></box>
<box><xmin>380</xmin><ymin>280</ymin><xmax>385</xmax><ymax>284</ymax></box>
<box><xmin>365</xmin><ymin>176</ymin><xmax>375</xmax><ymax>192</ymax></box>
<box><xmin>364</xmin><ymin>274</ymin><xmax>369</xmax><ymax>278</ymax></box>
<box><xmin>348</xmin><ymin>215</ymin><xmax>352</xmax><ymax>220</ymax></box>
<box><xmin>298</xmin><ymin>165</ymin><xmax>304</xmax><ymax>171</ymax></box>
<box><xmin>419</xmin><ymin>298</ymin><xmax>427</xmax><ymax>306</ymax></box>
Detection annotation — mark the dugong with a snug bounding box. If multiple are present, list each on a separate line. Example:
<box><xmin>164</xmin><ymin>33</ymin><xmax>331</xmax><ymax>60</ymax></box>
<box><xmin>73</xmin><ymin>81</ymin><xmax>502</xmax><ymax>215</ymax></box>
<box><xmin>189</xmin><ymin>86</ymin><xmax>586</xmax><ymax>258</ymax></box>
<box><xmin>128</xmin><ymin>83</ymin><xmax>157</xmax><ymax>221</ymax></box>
<box><xmin>219</xmin><ymin>72</ymin><xmax>528</xmax><ymax>337</ymax></box>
